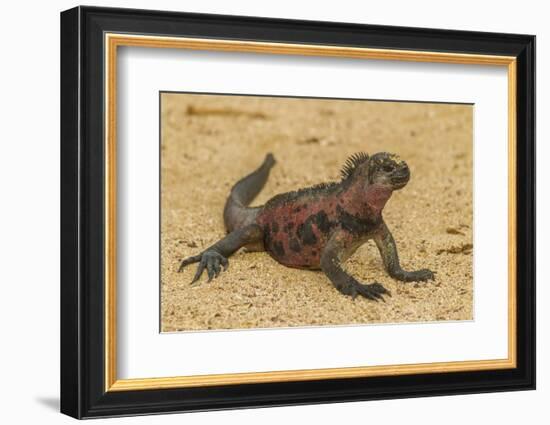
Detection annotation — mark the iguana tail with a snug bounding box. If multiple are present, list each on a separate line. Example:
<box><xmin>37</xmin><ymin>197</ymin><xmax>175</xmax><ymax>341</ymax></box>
<box><xmin>223</xmin><ymin>153</ymin><xmax>276</xmax><ymax>233</ymax></box>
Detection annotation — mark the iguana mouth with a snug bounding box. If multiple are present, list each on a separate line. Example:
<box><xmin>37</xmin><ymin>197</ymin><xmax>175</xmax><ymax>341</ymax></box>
<box><xmin>391</xmin><ymin>167</ymin><xmax>410</xmax><ymax>189</ymax></box>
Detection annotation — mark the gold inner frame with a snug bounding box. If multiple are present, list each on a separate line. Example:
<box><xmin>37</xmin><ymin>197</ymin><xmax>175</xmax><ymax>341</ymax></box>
<box><xmin>104</xmin><ymin>33</ymin><xmax>517</xmax><ymax>392</ymax></box>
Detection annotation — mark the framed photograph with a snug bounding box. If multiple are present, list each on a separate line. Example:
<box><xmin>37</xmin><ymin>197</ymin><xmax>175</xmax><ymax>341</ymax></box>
<box><xmin>60</xmin><ymin>6</ymin><xmax>535</xmax><ymax>419</ymax></box>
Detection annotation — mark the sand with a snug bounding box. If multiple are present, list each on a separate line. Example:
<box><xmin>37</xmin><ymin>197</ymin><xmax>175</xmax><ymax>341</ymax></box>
<box><xmin>160</xmin><ymin>93</ymin><xmax>473</xmax><ymax>332</ymax></box>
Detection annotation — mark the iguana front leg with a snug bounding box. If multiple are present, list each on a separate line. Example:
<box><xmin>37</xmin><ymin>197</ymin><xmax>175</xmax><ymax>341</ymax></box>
<box><xmin>320</xmin><ymin>229</ymin><xmax>390</xmax><ymax>301</ymax></box>
<box><xmin>373</xmin><ymin>221</ymin><xmax>435</xmax><ymax>282</ymax></box>
<box><xmin>178</xmin><ymin>224</ymin><xmax>263</xmax><ymax>283</ymax></box>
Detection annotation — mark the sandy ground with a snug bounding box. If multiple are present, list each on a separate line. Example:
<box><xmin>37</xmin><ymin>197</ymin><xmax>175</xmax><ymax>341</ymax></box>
<box><xmin>160</xmin><ymin>93</ymin><xmax>473</xmax><ymax>332</ymax></box>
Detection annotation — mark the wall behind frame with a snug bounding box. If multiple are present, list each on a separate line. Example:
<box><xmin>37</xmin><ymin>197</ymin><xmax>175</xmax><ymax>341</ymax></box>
<box><xmin>0</xmin><ymin>1</ymin><xmax>543</xmax><ymax>425</ymax></box>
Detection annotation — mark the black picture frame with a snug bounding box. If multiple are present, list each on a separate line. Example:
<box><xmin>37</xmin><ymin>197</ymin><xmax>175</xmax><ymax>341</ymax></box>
<box><xmin>60</xmin><ymin>5</ymin><xmax>535</xmax><ymax>419</ymax></box>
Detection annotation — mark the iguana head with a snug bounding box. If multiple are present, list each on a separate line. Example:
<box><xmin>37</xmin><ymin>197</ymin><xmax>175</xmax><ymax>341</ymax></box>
<box><xmin>340</xmin><ymin>152</ymin><xmax>410</xmax><ymax>191</ymax></box>
<box><xmin>368</xmin><ymin>152</ymin><xmax>410</xmax><ymax>190</ymax></box>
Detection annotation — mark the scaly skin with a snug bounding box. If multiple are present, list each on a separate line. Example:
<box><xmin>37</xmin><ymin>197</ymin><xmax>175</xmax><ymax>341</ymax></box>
<box><xmin>178</xmin><ymin>152</ymin><xmax>435</xmax><ymax>301</ymax></box>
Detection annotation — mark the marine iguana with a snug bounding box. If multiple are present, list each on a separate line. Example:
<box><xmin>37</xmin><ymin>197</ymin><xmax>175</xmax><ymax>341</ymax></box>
<box><xmin>178</xmin><ymin>152</ymin><xmax>435</xmax><ymax>301</ymax></box>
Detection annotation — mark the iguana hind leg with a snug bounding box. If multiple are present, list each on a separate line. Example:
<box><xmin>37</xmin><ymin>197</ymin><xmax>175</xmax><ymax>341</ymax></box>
<box><xmin>320</xmin><ymin>229</ymin><xmax>391</xmax><ymax>301</ymax></box>
<box><xmin>178</xmin><ymin>224</ymin><xmax>263</xmax><ymax>283</ymax></box>
<box><xmin>224</xmin><ymin>153</ymin><xmax>276</xmax><ymax>233</ymax></box>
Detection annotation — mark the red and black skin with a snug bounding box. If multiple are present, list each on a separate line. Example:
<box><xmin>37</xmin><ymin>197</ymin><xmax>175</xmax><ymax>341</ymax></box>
<box><xmin>178</xmin><ymin>152</ymin><xmax>435</xmax><ymax>301</ymax></box>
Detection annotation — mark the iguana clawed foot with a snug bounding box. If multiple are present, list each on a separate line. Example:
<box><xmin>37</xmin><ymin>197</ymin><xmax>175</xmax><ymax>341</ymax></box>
<box><xmin>352</xmin><ymin>282</ymin><xmax>391</xmax><ymax>301</ymax></box>
<box><xmin>178</xmin><ymin>250</ymin><xmax>229</xmax><ymax>283</ymax></box>
<box><xmin>413</xmin><ymin>269</ymin><xmax>435</xmax><ymax>281</ymax></box>
<box><xmin>338</xmin><ymin>279</ymin><xmax>391</xmax><ymax>302</ymax></box>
